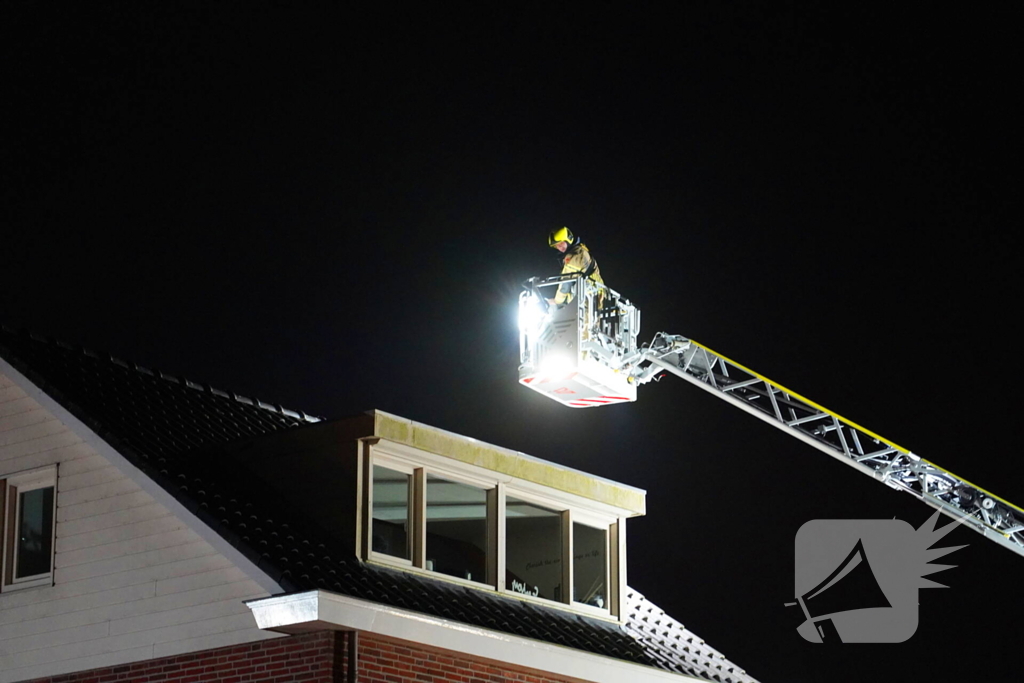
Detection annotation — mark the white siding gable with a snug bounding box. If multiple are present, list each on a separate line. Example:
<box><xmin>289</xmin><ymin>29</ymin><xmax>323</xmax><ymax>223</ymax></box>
<box><xmin>0</xmin><ymin>368</ymin><xmax>281</xmax><ymax>683</ymax></box>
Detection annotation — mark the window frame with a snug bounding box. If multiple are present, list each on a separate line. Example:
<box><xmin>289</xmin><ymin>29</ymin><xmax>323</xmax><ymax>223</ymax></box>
<box><xmin>367</xmin><ymin>456</ymin><xmax>416</xmax><ymax>567</ymax></box>
<box><xmin>361</xmin><ymin>440</ymin><xmax>624</xmax><ymax>619</ymax></box>
<box><xmin>1</xmin><ymin>465</ymin><xmax>58</xmax><ymax>592</ymax></box>
<box><xmin>422</xmin><ymin>470</ymin><xmax>493</xmax><ymax>585</ymax></box>
<box><xmin>501</xmin><ymin>488</ymin><xmax>615</xmax><ymax>615</ymax></box>
<box><xmin>501</xmin><ymin>489</ymin><xmax>569</xmax><ymax>604</ymax></box>
<box><xmin>367</xmin><ymin>445</ymin><xmax>498</xmax><ymax>589</ymax></box>
<box><xmin>569</xmin><ymin>514</ymin><xmax>612</xmax><ymax>614</ymax></box>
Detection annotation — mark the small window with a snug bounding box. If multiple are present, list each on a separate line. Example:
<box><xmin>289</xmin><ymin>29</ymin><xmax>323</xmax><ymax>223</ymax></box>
<box><xmin>425</xmin><ymin>474</ymin><xmax>488</xmax><ymax>583</ymax></box>
<box><xmin>573</xmin><ymin>522</ymin><xmax>608</xmax><ymax>609</ymax></box>
<box><xmin>2</xmin><ymin>467</ymin><xmax>57</xmax><ymax>591</ymax></box>
<box><xmin>505</xmin><ymin>496</ymin><xmax>562</xmax><ymax>602</ymax></box>
<box><xmin>371</xmin><ymin>465</ymin><xmax>412</xmax><ymax>561</ymax></box>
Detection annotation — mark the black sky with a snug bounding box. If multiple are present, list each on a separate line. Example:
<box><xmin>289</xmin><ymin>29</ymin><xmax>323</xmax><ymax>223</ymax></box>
<box><xmin>3</xmin><ymin>5</ymin><xmax>1022</xmax><ymax>682</ymax></box>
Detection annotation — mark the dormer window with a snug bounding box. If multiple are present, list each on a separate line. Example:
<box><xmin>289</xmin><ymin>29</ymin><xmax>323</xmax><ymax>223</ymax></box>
<box><xmin>425</xmin><ymin>473</ymin><xmax>489</xmax><ymax>583</ymax></box>
<box><xmin>370</xmin><ymin>464</ymin><xmax>412</xmax><ymax>561</ymax></box>
<box><xmin>573</xmin><ymin>521</ymin><xmax>608</xmax><ymax>608</ymax></box>
<box><xmin>361</xmin><ymin>439</ymin><xmax>629</xmax><ymax>619</ymax></box>
<box><xmin>505</xmin><ymin>496</ymin><xmax>563</xmax><ymax>601</ymax></box>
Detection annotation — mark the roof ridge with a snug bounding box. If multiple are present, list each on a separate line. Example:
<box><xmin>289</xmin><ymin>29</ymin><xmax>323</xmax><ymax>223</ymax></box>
<box><xmin>0</xmin><ymin>324</ymin><xmax>321</xmax><ymax>423</ymax></box>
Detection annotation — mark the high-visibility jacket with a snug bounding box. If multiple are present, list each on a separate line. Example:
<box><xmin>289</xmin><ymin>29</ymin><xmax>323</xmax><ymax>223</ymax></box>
<box><xmin>554</xmin><ymin>243</ymin><xmax>603</xmax><ymax>304</ymax></box>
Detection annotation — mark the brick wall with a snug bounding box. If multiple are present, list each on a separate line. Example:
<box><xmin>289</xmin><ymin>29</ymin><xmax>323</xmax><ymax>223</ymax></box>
<box><xmin>358</xmin><ymin>633</ymin><xmax>580</xmax><ymax>683</ymax></box>
<box><xmin>24</xmin><ymin>631</ymin><xmax>347</xmax><ymax>683</ymax></box>
<box><xmin>24</xmin><ymin>630</ymin><xmax>586</xmax><ymax>683</ymax></box>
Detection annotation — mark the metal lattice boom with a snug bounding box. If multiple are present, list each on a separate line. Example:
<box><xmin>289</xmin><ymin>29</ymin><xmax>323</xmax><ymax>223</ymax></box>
<box><xmin>632</xmin><ymin>333</ymin><xmax>1024</xmax><ymax>558</ymax></box>
<box><xmin>517</xmin><ymin>275</ymin><xmax>1024</xmax><ymax>559</ymax></box>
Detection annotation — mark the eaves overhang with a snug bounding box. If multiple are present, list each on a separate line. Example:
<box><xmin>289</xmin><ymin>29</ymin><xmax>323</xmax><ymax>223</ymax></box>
<box><xmin>246</xmin><ymin>590</ymin><xmax>702</xmax><ymax>683</ymax></box>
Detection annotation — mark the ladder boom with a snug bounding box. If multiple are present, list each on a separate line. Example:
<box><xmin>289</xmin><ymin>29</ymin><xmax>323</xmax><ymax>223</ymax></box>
<box><xmin>516</xmin><ymin>275</ymin><xmax>1024</xmax><ymax>559</ymax></box>
<box><xmin>637</xmin><ymin>333</ymin><xmax>1024</xmax><ymax>558</ymax></box>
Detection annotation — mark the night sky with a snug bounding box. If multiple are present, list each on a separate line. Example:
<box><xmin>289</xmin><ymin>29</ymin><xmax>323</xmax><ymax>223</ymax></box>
<box><xmin>3</xmin><ymin>6</ymin><xmax>1021</xmax><ymax>682</ymax></box>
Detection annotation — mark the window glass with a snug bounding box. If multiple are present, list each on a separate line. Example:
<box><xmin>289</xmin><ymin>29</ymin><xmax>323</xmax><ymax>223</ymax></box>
<box><xmin>573</xmin><ymin>522</ymin><xmax>607</xmax><ymax>608</ymax></box>
<box><xmin>505</xmin><ymin>497</ymin><xmax>562</xmax><ymax>601</ymax></box>
<box><xmin>371</xmin><ymin>466</ymin><xmax>411</xmax><ymax>560</ymax></box>
<box><xmin>17</xmin><ymin>486</ymin><xmax>54</xmax><ymax>579</ymax></box>
<box><xmin>425</xmin><ymin>474</ymin><xmax>488</xmax><ymax>582</ymax></box>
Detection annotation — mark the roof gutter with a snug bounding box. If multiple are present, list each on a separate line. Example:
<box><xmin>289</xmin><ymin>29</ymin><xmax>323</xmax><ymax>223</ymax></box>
<box><xmin>246</xmin><ymin>590</ymin><xmax>703</xmax><ymax>683</ymax></box>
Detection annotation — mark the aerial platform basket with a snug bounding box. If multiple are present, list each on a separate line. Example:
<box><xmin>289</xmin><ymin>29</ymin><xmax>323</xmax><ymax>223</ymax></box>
<box><xmin>518</xmin><ymin>275</ymin><xmax>641</xmax><ymax>408</ymax></box>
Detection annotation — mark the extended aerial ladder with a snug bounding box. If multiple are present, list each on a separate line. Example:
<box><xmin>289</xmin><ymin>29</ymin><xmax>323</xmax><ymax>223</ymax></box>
<box><xmin>518</xmin><ymin>274</ymin><xmax>1024</xmax><ymax>559</ymax></box>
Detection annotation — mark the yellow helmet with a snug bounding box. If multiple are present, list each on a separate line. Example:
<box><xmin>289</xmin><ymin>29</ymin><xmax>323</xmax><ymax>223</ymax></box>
<box><xmin>548</xmin><ymin>226</ymin><xmax>574</xmax><ymax>248</ymax></box>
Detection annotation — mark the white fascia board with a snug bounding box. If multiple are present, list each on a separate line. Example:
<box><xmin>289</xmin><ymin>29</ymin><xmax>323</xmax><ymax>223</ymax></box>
<box><xmin>246</xmin><ymin>590</ymin><xmax>702</xmax><ymax>683</ymax></box>
<box><xmin>0</xmin><ymin>355</ymin><xmax>283</xmax><ymax>595</ymax></box>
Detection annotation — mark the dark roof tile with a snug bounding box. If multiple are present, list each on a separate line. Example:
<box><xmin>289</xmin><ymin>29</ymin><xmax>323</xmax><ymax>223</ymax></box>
<box><xmin>0</xmin><ymin>326</ymin><xmax>757</xmax><ymax>683</ymax></box>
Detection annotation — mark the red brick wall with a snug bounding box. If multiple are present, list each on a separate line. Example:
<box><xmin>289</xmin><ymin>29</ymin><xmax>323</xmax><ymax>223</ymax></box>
<box><xmin>358</xmin><ymin>633</ymin><xmax>581</xmax><ymax>683</ymax></box>
<box><xmin>25</xmin><ymin>631</ymin><xmax>583</xmax><ymax>683</ymax></box>
<box><xmin>25</xmin><ymin>631</ymin><xmax>348</xmax><ymax>683</ymax></box>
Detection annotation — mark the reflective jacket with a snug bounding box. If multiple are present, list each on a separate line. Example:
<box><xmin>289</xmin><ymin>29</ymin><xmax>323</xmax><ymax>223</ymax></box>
<box><xmin>555</xmin><ymin>243</ymin><xmax>603</xmax><ymax>304</ymax></box>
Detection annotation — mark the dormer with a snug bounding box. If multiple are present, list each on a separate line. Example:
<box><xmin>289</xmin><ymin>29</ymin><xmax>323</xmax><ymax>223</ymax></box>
<box><xmin>221</xmin><ymin>410</ymin><xmax>645</xmax><ymax>620</ymax></box>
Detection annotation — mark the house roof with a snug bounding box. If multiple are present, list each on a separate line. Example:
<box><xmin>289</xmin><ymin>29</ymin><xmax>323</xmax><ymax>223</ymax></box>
<box><xmin>0</xmin><ymin>326</ymin><xmax>756</xmax><ymax>683</ymax></box>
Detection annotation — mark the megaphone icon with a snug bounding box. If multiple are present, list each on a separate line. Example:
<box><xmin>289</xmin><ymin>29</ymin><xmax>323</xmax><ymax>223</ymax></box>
<box><xmin>790</xmin><ymin>538</ymin><xmax>891</xmax><ymax>643</ymax></box>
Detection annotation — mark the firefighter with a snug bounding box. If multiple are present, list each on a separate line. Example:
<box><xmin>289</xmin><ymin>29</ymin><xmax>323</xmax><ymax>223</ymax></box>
<box><xmin>547</xmin><ymin>226</ymin><xmax>604</xmax><ymax>306</ymax></box>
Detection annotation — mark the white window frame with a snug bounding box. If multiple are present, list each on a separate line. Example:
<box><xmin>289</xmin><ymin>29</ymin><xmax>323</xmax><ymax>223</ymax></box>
<box><xmin>569</xmin><ymin>514</ymin><xmax>612</xmax><ymax>616</ymax></box>
<box><xmin>502</xmin><ymin>489</ymin><xmax>568</xmax><ymax>604</ymax></box>
<box><xmin>367</xmin><ymin>445</ymin><xmax>498</xmax><ymax>590</ymax></box>
<box><xmin>501</xmin><ymin>487</ymin><xmax>616</xmax><ymax>615</ymax></box>
<box><xmin>422</xmin><ymin>469</ymin><xmax>495</xmax><ymax>588</ymax></box>
<box><xmin>367</xmin><ymin>456</ymin><xmax>416</xmax><ymax>567</ymax></box>
<box><xmin>2</xmin><ymin>466</ymin><xmax>58</xmax><ymax>592</ymax></box>
<box><xmin>360</xmin><ymin>440</ymin><xmax>624</xmax><ymax>620</ymax></box>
